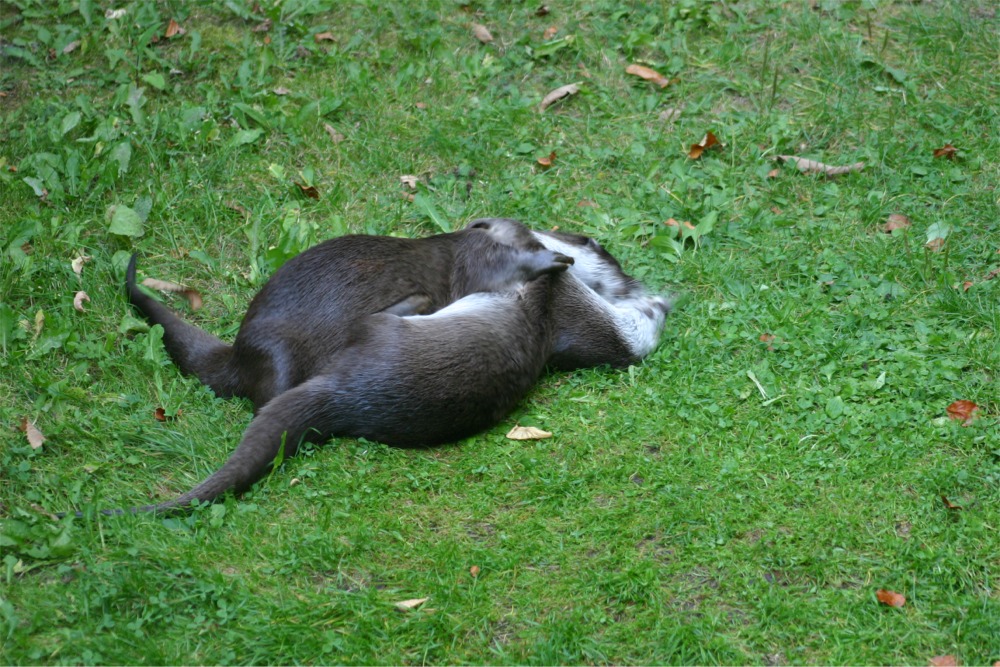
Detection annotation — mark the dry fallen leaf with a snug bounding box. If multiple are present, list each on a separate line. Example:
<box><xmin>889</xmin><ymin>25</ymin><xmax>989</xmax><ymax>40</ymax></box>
<box><xmin>940</xmin><ymin>495</ymin><xmax>962</xmax><ymax>511</ymax></box>
<box><xmin>659</xmin><ymin>107</ymin><xmax>682</xmax><ymax>123</ymax></box>
<box><xmin>414</xmin><ymin>102</ymin><xmax>428</xmax><ymax>110</ymax></box>
<box><xmin>226</xmin><ymin>200</ymin><xmax>251</xmax><ymax>217</ymax></box>
<box><xmin>961</xmin><ymin>281</ymin><xmax>974</xmax><ymax>291</ymax></box>
<box><xmin>537</xmin><ymin>151</ymin><xmax>556</xmax><ymax>168</ymax></box>
<box><xmin>471</xmin><ymin>23</ymin><xmax>493</xmax><ymax>43</ymax></box>
<box><xmin>395</xmin><ymin>597</ymin><xmax>429</xmax><ymax>611</ymax></box>
<box><xmin>295</xmin><ymin>182</ymin><xmax>320</xmax><ymax>199</ymax></box>
<box><xmin>925</xmin><ymin>237</ymin><xmax>946</xmax><ymax>252</ymax></box>
<box><xmin>253</xmin><ymin>19</ymin><xmax>272</xmax><ymax>32</ymax></box>
<box><xmin>62</xmin><ymin>40</ymin><xmax>80</xmax><ymax>54</ymax></box>
<box><xmin>506</xmin><ymin>425</ymin><xmax>553</xmax><ymax>440</ymax></box>
<box><xmin>73</xmin><ymin>291</ymin><xmax>90</xmax><ymax>312</ymax></box>
<box><xmin>933</xmin><ymin>144</ymin><xmax>957</xmax><ymax>160</ymax></box>
<box><xmin>883</xmin><ymin>213</ymin><xmax>912</xmax><ymax>233</ymax></box>
<box><xmin>766</xmin><ymin>168</ymin><xmax>780</xmax><ymax>178</ymax></box>
<box><xmin>322</xmin><ymin>123</ymin><xmax>345</xmax><ymax>144</ymax></box>
<box><xmin>543</xmin><ymin>26</ymin><xmax>558</xmax><ymax>40</ymax></box>
<box><xmin>19</xmin><ymin>418</ymin><xmax>46</xmax><ymax>450</ymax></box>
<box><xmin>876</xmin><ymin>589</ymin><xmax>906</xmax><ymax>608</ymax></box>
<box><xmin>165</xmin><ymin>19</ymin><xmax>183</xmax><ymax>38</ymax></box>
<box><xmin>141</xmin><ymin>278</ymin><xmax>203</xmax><ymax>311</ymax></box>
<box><xmin>33</xmin><ymin>310</ymin><xmax>44</xmax><ymax>340</ymax></box>
<box><xmin>71</xmin><ymin>254</ymin><xmax>91</xmax><ymax>277</ymax></box>
<box><xmin>314</xmin><ymin>31</ymin><xmax>335</xmax><ymax>42</ymax></box>
<box><xmin>689</xmin><ymin>131</ymin><xmax>721</xmax><ymax>159</ymax></box>
<box><xmin>535</xmin><ymin>5</ymin><xmax>550</xmax><ymax>16</ymax></box>
<box><xmin>759</xmin><ymin>333</ymin><xmax>776</xmax><ymax>351</ymax></box>
<box><xmin>929</xmin><ymin>656</ymin><xmax>958</xmax><ymax>667</ymax></box>
<box><xmin>778</xmin><ymin>155</ymin><xmax>865</xmax><ymax>176</ymax></box>
<box><xmin>469</xmin><ymin>565</ymin><xmax>480</xmax><ymax>578</ymax></box>
<box><xmin>400</xmin><ymin>175</ymin><xmax>419</xmax><ymax>189</ymax></box>
<box><xmin>946</xmin><ymin>400</ymin><xmax>979</xmax><ymax>426</ymax></box>
<box><xmin>626</xmin><ymin>63</ymin><xmax>672</xmax><ymax>88</ymax></box>
<box><xmin>273</xmin><ymin>86</ymin><xmax>291</xmax><ymax>96</ymax></box>
<box><xmin>539</xmin><ymin>83</ymin><xmax>579</xmax><ymax>112</ymax></box>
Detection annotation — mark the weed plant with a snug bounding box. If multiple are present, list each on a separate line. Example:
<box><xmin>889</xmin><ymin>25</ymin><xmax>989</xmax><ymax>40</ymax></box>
<box><xmin>1</xmin><ymin>0</ymin><xmax>998</xmax><ymax>664</ymax></box>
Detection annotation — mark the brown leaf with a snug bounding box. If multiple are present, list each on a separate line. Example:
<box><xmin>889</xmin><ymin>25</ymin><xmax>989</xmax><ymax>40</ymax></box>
<box><xmin>689</xmin><ymin>131</ymin><xmax>721</xmax><ymax>159</ymax></box>
<box><xmin>395</xmin><ymin>597</ymin><xmax>429</xmax><ymax>611</ymax></box>
<box><xmin>983</xmin><ymin>266</ymin><xmax>1000</xmax><ymax>282</ymax></box>
<box><xmin>295</xmin><ymin>182</ymin><xmax>320</xmax><ymax>199</ymax></box>
<box><xmin>400</xmin><ymin>175</ymin><xmax>419</xmax><ymax>190</ymax></box>
<box><xmin>625</xmin><ymin>63</ymin><xmax>672</xmax><ymax>88</ymax></box>
<box><xmin>537</xmin><ymin>151</ymin><xmax>556</xmax><ymax>168</ymax></box>
<box><xmin>946</xmin><ymin>400</ymin><xmax>979</xmax><ymax>426</ymax></box>
<box><xmin>883</xmin><ymin>213</ymin><xmax>911</xmax><ymax>233</ymax></box>
<box><xmin>535</xmin><ymin>5</ymin><xmax>550</xmax><ymax>16</ymax></box>
<box><xmin>273</xmin><ymin>86</ymin><xmax>291</xmax><ymax>96</ymax></box>
<box><xmin>759</xmin><ymin>333</ymin><xmax>776</xmax><ymax>351</ymax></box>
<box><xmin>659</xmin><ymin>107</ymin><xmax>682</xmax><ymax>123</ymax></box>
<box><xmin>961</xmin><ymin>281</ymin><xmax>974</xmax><ymax>291</ymax></box>
<box><xmin>414</xmin><ymin>102</ymin><xmax>428</xmax><ymax>110</ymax></box>
<box><xmin>323</xmin><ymin>123</ymin><xmax>345</xmax><ymax>144</ymax></box>
<box><xmin>19</xmin><ymin>418</ymin><xmax>46</xmax><ymax>450</ymax></box>
<box><xmin>62</xmin><ymin>40</ymin><xmax>81</xmax><ymax>54</ymax></box>
<box><xmin>165</xmin><ymin>19</ymin><xmax>183</xmax><ymax>38</ymax></box>
<box><xmin>141</xmin><ymin>278</ymin><xmax>203</xmax><ymax>311</ymax></box>
<box><xmin>929</xmin><ymin>656</ymin><xmax>958</xmax><ymax>667</ymax></box>
<box><xmin>543</xmin><ymin>26</ymin><xmax>558</xmax><ymax>40</ymax></box>
<box><xmin>941</xmin><ymin>495</ymin><xmax>963</xmax><ymax>511</ymax></box>
<box><xmin>314</xmin><ymin>31</ymin><xmax>335</xmax><ymax>42</ymax></box>
<box><xmin>73</xmin><ymin>291</ymin><xmax>90</xmax><ymax>312</ymax></box>
<box><xmin>539</xmin><ymin>83</ymin><xmax>579</xmax><ymax>112</ymax></box>
<box><xmin>766</xmin><ymin>168</ymin><xmax>780</xmax><ymax>178</ymax></box>
<box><xmin>469</xmin><ymin>565</ymin><xmax>480</xmax><ymax>577</ymax></box>
<box><xmin>925</xmin><ymin>237</ymin><xmax>946</xmax><ymax>252</ymax></box>
<box><xmin>933</xmin><ymin>144</ymin><xmax>957</xmax><ymax>160</ymax></box>
<box><xmin>154</xmin><ymin>407</ymin><xmax>167</xmax><ymax>422</ymax></box>
<box><xmin>471</xmin><ymin>23</ymin><xmax>493</xmax><ymax>43</ymax></box>
<box><xmin>778</xmin><ymin>155</ymin><xmax>865</xmax><ymax>176</ymax></box>
<box><xmin>506</xmin><ymin>425</ymin><xmax>553</xmax><ymax>440</ymax></box>
<box><xmin>252</xmin><ymin>19</ymin><xmax>272</xmax><ymax>32</ymax></box>
<box><xmin>876</xmin><ymin>589</ymin><xmax>906</xmax><ymax>608</ymax></box>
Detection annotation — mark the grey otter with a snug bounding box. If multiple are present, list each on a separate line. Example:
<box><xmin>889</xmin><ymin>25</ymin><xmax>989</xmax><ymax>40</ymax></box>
<box><xmin>128</xmin><ymin>220</ymin><xmax>575</xmax><ymax>408</ymax></box>
<box><xmin>90</xmin><ymin>219</ymin><xmax>671</xmax><ymax>514</ymax></box>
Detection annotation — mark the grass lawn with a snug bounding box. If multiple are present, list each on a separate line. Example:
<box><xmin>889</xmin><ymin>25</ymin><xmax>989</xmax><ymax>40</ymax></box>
<box><xmin>2</xmin><ymin>0</ymin><xmax>998</xmax><ymax>664</ymax></box>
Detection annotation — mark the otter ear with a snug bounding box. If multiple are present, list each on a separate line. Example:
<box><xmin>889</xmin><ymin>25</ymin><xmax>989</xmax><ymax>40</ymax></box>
<box><xmin>467</xmin><ymin>219</ymin><xmax>492</xmax><ymax>230</ymax></box>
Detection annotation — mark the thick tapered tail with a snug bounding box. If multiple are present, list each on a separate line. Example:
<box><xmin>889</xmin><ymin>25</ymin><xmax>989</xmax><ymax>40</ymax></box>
<box><xmin>126</xmin><ymin>254</ymin><xmax>239</xmax><ymax>397</ymax></box>
<box><xmin>128</xmin><ymin>377</ymin><xmax>335</xmax><ymax>515</ymax></box>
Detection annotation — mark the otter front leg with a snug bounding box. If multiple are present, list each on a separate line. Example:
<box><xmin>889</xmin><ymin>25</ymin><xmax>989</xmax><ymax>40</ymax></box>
<box><xmin>381</xmin><ymin>294</ymin><xmax>434</xmax><ymax>316</ymax></box>
<box><xmin>517</xmin><ymin>249</ymin><xmax>575</xmax><ymax>281</ymax></box>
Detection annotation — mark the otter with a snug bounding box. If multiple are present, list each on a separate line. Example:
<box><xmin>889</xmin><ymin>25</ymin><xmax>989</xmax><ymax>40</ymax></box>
<box><xmin>128</xmin><ymin>219</ymin><xmax>670</xmax><ymax>409</ymax></box>
<box><xmin>98</xmin><ymin>227</ymin><xmax>573</xmax><ymax>515</ymax></box>
<box><xmin>128</xmin><ymin>220</ymin><xmax>575</xmax><ymax>408</ymax></box>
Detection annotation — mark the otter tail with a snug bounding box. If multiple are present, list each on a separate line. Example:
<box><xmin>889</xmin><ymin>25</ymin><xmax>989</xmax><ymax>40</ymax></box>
<box><xmin>123</xmin><ymin>376</ymin><xmax>335</xmax><ymax>515</ymax></box>
<box><xmin>126</xmin><ymin>254</ymin><xmax>240</xmax><ymax>397</ymax></box>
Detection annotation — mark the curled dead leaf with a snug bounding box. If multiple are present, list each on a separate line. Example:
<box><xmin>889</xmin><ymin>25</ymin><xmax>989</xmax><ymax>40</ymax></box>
<box><xmin>395</xmin><ymin>597</ymin><xmax>429</xmax><ymax>611</ymax></box>
<box><xmin>71</xmin><ymin>254</ymin><xmax>91</xmax><ymax>277</ymax></box>
<box><xmin>539</xmin><ymin>83</ymin><xmax>579</xmax><ymax>112</ymax></box>
<box><xmin>141</xmin><ymin>278</ymin><xmax>203</xmax><ymax>311</ymax></box>
<box><xmin>883</xmin><ymin>213</ymin><xmax>911</xmax><ymax>233</ymax></box>
<box><xmin>625</xmin><ymin>63</ymin><xmax>672</xmax><ymax>88</ymax></box>
<box><xmin>543</xmin><ymin>26</ymin><xmax>558</xmax><ymax>40</ymax></box>
<box><xmin>689</xmin><ymin>131</ymin><xmax>721</xmax><ymax>159</ymax></box>
<box><xmin>506</xmin><ymin>425</ymin><xmax>552</xmax><ymax>440</ymax></box>
<box><xmin>73</xmin><ymin>291</ymin><xmax>90</xmax><ymax>312</ymax></box>
<box><xmin>946</xmin><ymin>400</ymin><xmax>979</xmax><ymax>426</ymax></box>
<box><xmin>766</xmin><ymin>168</ymin><xmax>780</xmax><ymax>178</ymax></box>
<box><xmin>961</xmin><ymin>281</ymin><xmax>974</xmax><ymax>291</ymax></box>
<box><xmin>62</xmin><ymin>40</ymin><xmax>80</xmax><ymax>54</ymax></box>
<box><xmin>929</xmin><ymin>656</ymin><xmax>958</xmax><ymax>667</ymax></box>
<box><xmin>19</xmin><ymin>418</ymin><xmax>46</xmax><ymax>449</ymax></box>
<box><xmin>941</xmin><ymin>495</ymin><xmax>963</xmax><ymax>511</ymax></box>
<box><xmin>470</xmin><ymin>565</ymin><xmax>480</xmax><ymax>577</ymax></box>
<box><xmin>273</xmin><ymin>86</ymin><xmax>291</xmax><ymax>96</ymax></box>
<box><xmin>933</xmin><ymin>144</ymin><xmax>957</xmax><ymax>160</ymax></box>
<box><xmin>295</xmin><ymin>182</ymin><xmax>320</xmax><ymax>199</ymax></box>
<box><xmin>778</xmin><ymin>155</ymin><xmax>864</xmax><ymax>176</ymax></box>
<box><xmin>471</xmin><ymin>23</ymin><xmax>493</xmax><ymax>43</ymax></box>
<box><xmin>876</xmin><ymin>589</ymin><xmax>906</xmax><ymax>608</ymax></box>
<box><xmin>314</xmin><ymin>31</ymin><xmax>335</xmax><ymax>42</ymax></box>
<box><xmin>400</xmin><ymin>175</ymin><xmax>419</xmax><ymax>190</ymax></box>
<box><xmin>759</xmin><ymin>333</ymin><xmax>776</xmax><ymax>351</ymax></box>
<box><xmin>925</xmin><ymin>237</ymin><xmax>946</xmax><ymax>252</ymax></box>
<box><xmin>537</xmin><ymin>151</ymin><xmax>556</xmax><ymax>168</ymax></box>
<box><xmin>165</xmin><ymin>19</ymin><xmax>183</xmax><ymax>38</ymax></box>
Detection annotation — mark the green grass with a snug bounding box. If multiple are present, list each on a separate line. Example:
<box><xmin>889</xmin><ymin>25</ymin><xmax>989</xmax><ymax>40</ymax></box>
<box><xmin>2</xmin><ymin>0</ymin><xmax>998</xmax><ymax>664</ymax></box>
